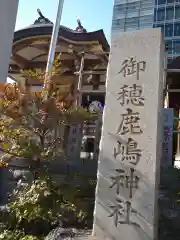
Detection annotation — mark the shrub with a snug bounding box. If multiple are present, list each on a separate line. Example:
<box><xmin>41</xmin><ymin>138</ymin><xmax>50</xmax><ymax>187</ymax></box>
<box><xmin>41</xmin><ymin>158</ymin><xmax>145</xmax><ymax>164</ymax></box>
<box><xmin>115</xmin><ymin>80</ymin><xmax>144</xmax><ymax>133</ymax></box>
<box><xmin>0</xmin><ymin>230</ymin><xmax>40</xmax><ymax>240</ymax></box>
<box><xmin>0</xmin><ymin>173</ymin><xmax>96</xmax><ymax>238</ymax></box>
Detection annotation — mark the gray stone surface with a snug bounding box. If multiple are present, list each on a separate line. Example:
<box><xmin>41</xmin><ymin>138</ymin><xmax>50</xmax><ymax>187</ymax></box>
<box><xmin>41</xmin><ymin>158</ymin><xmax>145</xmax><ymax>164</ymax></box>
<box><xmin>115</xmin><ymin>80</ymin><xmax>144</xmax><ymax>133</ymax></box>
<box><xmin>92</xmin><ymin>28</ymin><xmax>164</xmax><ymax>240</ymax></box>
<box><xmin>0</xmin><ymin>0</ymin><xmax>19</xmax><ymax>82</ymax></box>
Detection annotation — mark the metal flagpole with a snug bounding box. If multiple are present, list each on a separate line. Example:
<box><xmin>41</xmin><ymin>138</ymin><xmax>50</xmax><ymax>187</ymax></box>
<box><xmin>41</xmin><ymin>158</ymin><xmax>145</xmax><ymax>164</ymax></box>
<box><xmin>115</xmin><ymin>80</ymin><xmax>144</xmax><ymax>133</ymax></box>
<box><xmin>76</xmin><ymin>52</ymin><xmax>85</xmax><ymax>107</ymax></box>
<box><xmin>43</xmin><ymin>0</ymin><xmax>64</xmax><ymax>100</ymax></box>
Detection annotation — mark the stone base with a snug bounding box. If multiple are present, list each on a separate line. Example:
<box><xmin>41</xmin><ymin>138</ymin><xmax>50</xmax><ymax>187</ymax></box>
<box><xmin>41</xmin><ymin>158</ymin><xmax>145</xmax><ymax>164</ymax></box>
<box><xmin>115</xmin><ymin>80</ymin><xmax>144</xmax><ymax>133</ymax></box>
<box><xmin>79</xmin><ymin>237</ymin><xmax>99</xmax><ymax>240</ymax></box>
<box><xmin>175</xmin><ymin>155</ymin><xmax>180</xmax><ymax>168</ymax></box>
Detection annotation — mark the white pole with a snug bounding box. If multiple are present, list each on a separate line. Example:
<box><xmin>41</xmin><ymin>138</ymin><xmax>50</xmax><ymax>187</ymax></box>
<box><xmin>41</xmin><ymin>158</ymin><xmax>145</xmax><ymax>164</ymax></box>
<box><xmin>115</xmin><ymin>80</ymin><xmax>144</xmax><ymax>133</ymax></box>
<box><xmin>43</xmin><ymin>0</ymin><xmax>64</xmax><ymax>100</ymax></box>
<box><xmin>76</xmin><ymin>52</ymin><xmax>85</xmax><ymax>107</ymax></box>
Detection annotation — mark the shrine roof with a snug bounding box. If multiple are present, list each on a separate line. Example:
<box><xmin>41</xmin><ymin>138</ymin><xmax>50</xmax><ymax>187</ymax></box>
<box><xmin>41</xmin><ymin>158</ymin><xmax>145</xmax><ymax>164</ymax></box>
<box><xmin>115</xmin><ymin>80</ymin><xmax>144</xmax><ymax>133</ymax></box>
<box><xmin>9</xmin><ymin>10</ymin><xmax>109</xmax><ymax>82</ymax></box>
<box><xmin>14</xmin><ymin>25</ymin><xmax>109</xmax><ymax>51</ymax></box>
<box><xmin>13</xmin><ymin>9</ymin><xmax>109</xmax><ymax>51</ymax></box>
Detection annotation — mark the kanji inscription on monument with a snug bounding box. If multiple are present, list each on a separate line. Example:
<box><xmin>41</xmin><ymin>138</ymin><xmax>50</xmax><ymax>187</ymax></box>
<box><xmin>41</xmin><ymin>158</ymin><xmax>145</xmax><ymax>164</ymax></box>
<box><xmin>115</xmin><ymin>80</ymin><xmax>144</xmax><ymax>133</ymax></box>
<box><xmin>117</xmin><ymin>84</ymin><xmax>145</xmax><ymax>106</ymax></box>
<box><xmin>118</xmin><ymin>57</ymin><xmax>146</xmax><ymax>80</ymax></box>
<box><xmin>93</xmin><ymin>28</ymin><xmax>164</xmax><ymax>240</ymax></box>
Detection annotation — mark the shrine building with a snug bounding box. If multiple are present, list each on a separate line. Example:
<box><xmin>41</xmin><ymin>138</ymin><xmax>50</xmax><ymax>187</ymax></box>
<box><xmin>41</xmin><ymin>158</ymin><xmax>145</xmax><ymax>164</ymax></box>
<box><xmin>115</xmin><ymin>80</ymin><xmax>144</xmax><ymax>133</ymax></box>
<box><xmin>7</xmin><ymin>10</ymin><xmax>109</xmax><ymax>159</ymax></box>
<box><xmin>8</xmin><ymin>10</ymin><xmax>109</xmax><ymax>107</ymax></box>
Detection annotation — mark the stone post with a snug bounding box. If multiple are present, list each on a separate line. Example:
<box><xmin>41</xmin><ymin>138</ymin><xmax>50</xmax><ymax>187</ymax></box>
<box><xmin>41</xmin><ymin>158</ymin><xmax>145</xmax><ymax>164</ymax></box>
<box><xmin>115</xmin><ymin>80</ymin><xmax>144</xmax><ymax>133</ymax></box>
<box><xmin>92</xmin><ymin>28</ymin><xmax>164</xmax><ymax>240</ymax></box>
<box><xmin>0</xmin><ymin>0</ymin><xmax>19</xmax><ymax>82</ymax></box>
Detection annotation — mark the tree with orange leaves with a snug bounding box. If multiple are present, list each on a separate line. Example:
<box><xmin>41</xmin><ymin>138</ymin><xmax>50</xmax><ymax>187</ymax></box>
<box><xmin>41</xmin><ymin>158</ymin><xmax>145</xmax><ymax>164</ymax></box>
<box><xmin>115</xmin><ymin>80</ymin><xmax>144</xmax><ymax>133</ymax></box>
<box><xmin>0</xmin><ymin>56</ymin><xmax>92</xmax><ymax>179</ymax></box>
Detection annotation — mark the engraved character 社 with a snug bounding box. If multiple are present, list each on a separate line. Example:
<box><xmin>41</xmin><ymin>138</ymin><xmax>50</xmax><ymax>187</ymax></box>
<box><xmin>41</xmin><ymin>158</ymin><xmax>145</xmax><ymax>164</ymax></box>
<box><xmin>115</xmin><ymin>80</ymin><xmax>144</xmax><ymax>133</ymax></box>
<box><xmin>117</xmin><ymin>108</ymin><xmax>142</xmax><ymax>135</ymax></box>
<box><xmin>108</xmin><ymin>197</ymin><xmax>132</xmax><ymax>226</ymax></box>
<box><xmin>110</xmin><ymin>168</ymin><xmax>139</xmax><ymax>197</ymax></box>
<box><xmin>118</xmin><ymin>57</ymin><xmax>146</xmax><ymax>80</ymax></box>
<box><xmin>117</xmin><ymin>84</ymin><xmax>144</xmax><ymax>106</ymax></box>
<box><xmin>114</xmin><ymin>138</ymin><xmax>141</xmax><ymax>166</ymax></box>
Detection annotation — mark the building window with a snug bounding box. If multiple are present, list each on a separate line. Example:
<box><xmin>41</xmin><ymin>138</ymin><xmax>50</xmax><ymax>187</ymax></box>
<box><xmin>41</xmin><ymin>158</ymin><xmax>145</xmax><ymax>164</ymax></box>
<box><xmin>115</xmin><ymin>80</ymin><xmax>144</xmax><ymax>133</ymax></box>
<box><xmin>156</xmin><ymin>24</ymin><xmax>165</xmax><ymax>34</ymax></box>
<box><xmin>157</xmin><ymin>8</ymin><xmax>165</xmax><ymax>21</ymax></box>
<box><xmin>175</xmin><ymin>6</ymin><xmax>180</xmax><ymax>19</ymax></box>
<box><xmin>112</xmin><ymin>19</ymin><xmax>125</xmax><ymax>30</ymax></box>
<box><xmin>141</xmin><ymin>0</ymin><xmax>154</xmax><ymax>10</ymax></box>
<box><xmin>173</xmin><ymin>40</ymin><xmax>180</xmax><ymax>54</ymax></box>
<box><xmin>139</xmin><ymin>15</ymin><xmax>153</xmax><ymax>27</ymax></box>
<box><xmin>114</xmin><ymin>4</ymin><xmax>126</xmax><ymax>14</ymax></box>
<box><xmin>126</xmin><ymin>2</ymin><xmax>139</xmax><ymax>11</ymax></box>
<box><xmin>158</xmin><ymin>0</ymin><xmax>166</xmax><ymax>5</ymax></box>
<box><xmin>125</xmin><ymin>17</ymin><xmax>139</xmax><ymax>25</ymax></box>
<box><xmin>154</xmin><ymin>8</ymin><xmax>158</xmax><ymax>22</ymax></box>
<box><xmin>174</xmin><ymin>23</ymin><xmax>180</xmax><ymax>36</ymax></box>
<box><xmin>165</xmin><ymin>23</ymin><xmax>173</xmax><ymax>37</ymax></box>
<box><xmin>126</xmin><ymin>2</ymin><xmax>140</xmax><ymax>17</ymax></box>
<box><xmin>166</xmin><ymin>7</ymin><xmax>174</xmax><ymax>20</ymax></box>
<box><xmin>125</xmin><ymin>17</ymin><xmax>139</xmax><ymax>30</ymax></box>
<box><xmin>167</xmin><ymin>0</ymin><xmax>174</xmax><ymax>3</ymax></box>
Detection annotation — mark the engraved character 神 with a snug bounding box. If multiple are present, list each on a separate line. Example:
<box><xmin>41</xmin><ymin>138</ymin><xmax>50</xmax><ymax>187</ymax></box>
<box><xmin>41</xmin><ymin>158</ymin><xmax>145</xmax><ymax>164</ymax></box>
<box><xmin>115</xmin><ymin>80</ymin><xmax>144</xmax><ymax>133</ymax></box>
<box><xmin>110</xmin><ymin>169</ymin><xmax>125</xmax><ymax>195</ymax></box>
<box><xmin>118</xmin><ymin>57</ymin><xmax>146</xmax><ymax>80</ymax></box>
<box><xmin>110</xmin><ymin>168</ymin><xmax>139</xmax><ymax>197</ymax></box>
<box><xmin>117</xmin><ymin>84</ymin><xmax>144</xmax><ymax>106</ymax></box>
<box><xmin>117</xmin><ymin>108</ymin><xmax>142</xmax><ymax>135</ymax></box>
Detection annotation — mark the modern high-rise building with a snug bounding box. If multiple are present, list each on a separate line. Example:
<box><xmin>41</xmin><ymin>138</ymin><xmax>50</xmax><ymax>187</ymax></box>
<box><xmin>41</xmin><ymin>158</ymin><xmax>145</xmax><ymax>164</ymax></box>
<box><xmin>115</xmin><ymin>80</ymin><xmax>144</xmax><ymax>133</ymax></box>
<box><xmin>112</xmin><ymin>0</ymin><xmax>180</xmax><ymax>62</ymax></box>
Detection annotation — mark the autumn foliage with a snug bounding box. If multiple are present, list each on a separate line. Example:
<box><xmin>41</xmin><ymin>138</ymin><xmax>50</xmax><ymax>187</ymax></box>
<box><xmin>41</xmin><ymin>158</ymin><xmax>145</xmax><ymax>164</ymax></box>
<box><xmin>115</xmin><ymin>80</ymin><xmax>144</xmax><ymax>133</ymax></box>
<box><xmin>0</xmin><ymin>56</ymin><xmax>91</xmax><ymax>174</ymax></box>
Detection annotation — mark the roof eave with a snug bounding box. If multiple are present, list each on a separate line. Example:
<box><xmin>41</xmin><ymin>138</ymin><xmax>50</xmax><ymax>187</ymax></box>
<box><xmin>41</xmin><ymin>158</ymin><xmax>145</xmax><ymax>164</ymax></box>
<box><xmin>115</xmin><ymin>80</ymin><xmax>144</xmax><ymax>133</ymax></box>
<box><xmin>13</xmin><ymin>25</ymin><xmax>110</xmax><ymax>52</ymax></box>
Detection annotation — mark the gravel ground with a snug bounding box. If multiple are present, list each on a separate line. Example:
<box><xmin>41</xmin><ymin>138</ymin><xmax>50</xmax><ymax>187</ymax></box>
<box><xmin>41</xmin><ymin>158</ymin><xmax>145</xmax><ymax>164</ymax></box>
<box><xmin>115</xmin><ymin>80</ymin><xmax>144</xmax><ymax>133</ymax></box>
<box><xmin>45</xmin><ymin>228</ymin><xmax>94</xmax><ymax>240</ymax></box>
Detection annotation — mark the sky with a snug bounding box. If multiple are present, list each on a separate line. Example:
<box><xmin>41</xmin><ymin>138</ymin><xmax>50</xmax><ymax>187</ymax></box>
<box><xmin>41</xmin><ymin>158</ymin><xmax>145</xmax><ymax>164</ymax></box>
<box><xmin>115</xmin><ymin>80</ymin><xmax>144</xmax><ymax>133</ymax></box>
<box><xmin>15</xmin><ymin>0</ymin><xmax>114</xmax><ymax>41</ymax></box>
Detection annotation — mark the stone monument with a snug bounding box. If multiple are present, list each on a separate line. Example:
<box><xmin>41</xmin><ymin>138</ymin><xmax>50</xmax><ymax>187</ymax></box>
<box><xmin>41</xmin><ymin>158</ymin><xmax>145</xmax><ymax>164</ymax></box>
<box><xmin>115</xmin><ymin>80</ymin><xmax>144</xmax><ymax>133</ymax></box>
<box><xmin>0</xmin><ymin>0</ymin><xmax>19</xmax><ymax>82</ymax></box>
<box><xmin>92</xmin><ymin>28</ymin><xmax>164</xmax><ymax>240</ymax></box>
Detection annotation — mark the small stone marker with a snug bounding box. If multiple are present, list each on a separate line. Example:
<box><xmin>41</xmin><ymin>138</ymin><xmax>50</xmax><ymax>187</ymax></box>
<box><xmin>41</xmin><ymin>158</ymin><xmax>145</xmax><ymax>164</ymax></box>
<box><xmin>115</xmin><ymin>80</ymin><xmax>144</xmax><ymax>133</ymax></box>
<box><xmin>0</xmin><ymin>0</ymin><xmax>19</xmax><ymax>82</ymax></box>
<box><xmin>163</xmin><ymin>108</ymin><xmax>173</xmax><ymax>167</ymax></box>
<box><xmin>67</xmin><ymin>123</ymin><xmax>83</xmax><ymax>163</ymax></box>
<box><xmin>92</xmin><ymin>28</ymin><xmax>164</xmax><ymax>240</ymax></box>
